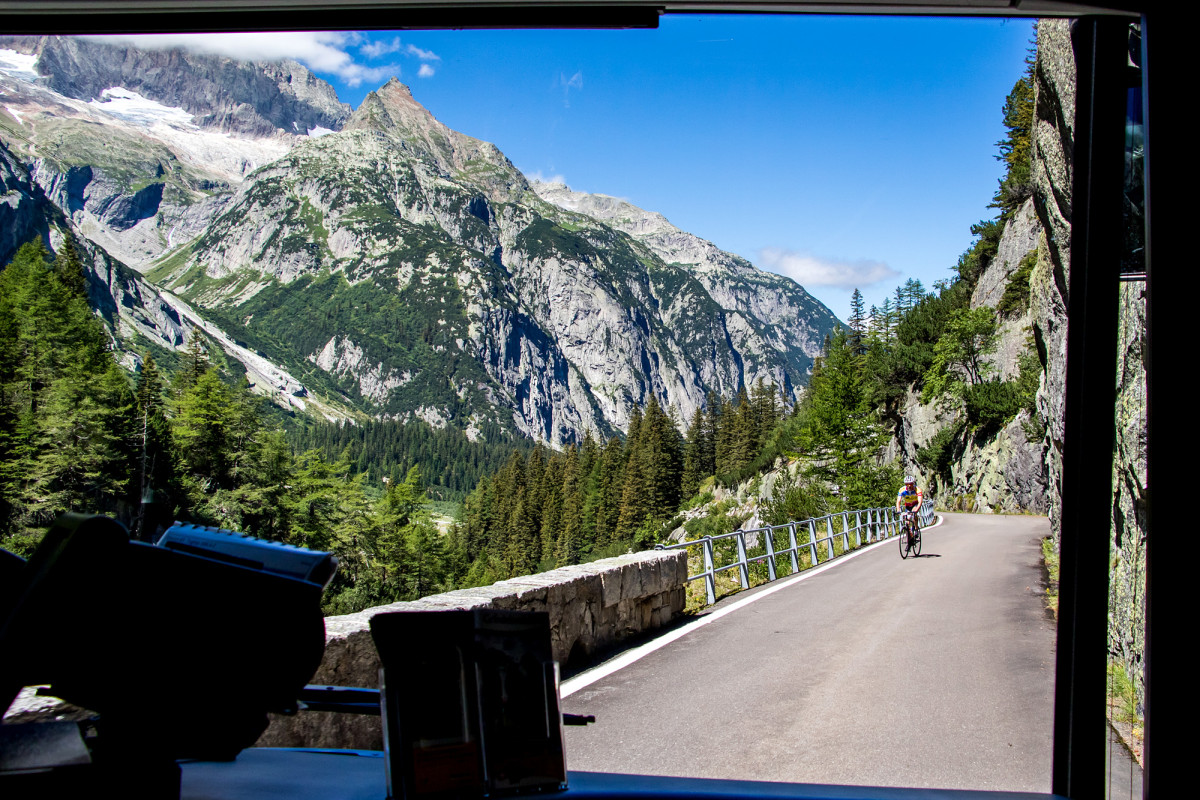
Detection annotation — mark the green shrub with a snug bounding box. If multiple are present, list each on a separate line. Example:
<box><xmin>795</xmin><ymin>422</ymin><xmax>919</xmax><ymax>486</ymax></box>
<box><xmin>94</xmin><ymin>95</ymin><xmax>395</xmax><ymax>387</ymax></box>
<box><xmin>916</xmin><ymin>419</ymin><xmax>966</xmax><ymax>480</ymax></box>
<box><xmin>998</xmin><ymin>251</ymin><xmax>1037</xmax><ymax>318</ymax></box>
<box><xmin>763</xmin><ymin>471</ymin><xmax>831</xmax><ymax>525</ymax></box>
<box><xmin>963</xmin><ymin>380</ymin><xmax>1023</xmax><ymax>433</ymax></box>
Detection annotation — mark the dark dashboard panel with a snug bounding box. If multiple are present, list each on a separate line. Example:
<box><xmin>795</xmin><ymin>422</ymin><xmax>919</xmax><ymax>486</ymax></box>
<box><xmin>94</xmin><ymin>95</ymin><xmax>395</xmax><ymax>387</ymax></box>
<box><xmin>181</xmin><ymin>750</ymin><xmax>1066</xmax><ymax>800</ymax></box>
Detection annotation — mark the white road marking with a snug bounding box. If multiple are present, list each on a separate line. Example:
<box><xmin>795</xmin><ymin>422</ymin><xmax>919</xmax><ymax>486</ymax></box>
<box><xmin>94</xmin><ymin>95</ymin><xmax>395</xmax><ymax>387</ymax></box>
<box><xmin>561</xmin><ymin>515</ymin><xmax>944</xmax><ymax>697</ymax></box>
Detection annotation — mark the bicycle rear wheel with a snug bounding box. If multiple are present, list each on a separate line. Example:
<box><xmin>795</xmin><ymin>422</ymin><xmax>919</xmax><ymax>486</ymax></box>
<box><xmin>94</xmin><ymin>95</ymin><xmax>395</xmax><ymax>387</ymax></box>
<box><xmin>912</xmin><ymin>529</ymin><xmax>922</xmax><ymax>557</ymax></box>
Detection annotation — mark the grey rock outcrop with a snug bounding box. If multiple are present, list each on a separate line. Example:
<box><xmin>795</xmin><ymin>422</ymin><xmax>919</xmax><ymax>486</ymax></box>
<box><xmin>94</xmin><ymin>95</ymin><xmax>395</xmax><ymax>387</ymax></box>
<box><xmin>0</xmin><ymin>140</ymin><xmax>51</xmax><ymax>264</ymax></box>
<box><xmin>1110</xmin><ymin>281</ymin><xmax>1147</xmax><ymax>707</ymax></box>
<box><xmin>1030</xmin><ymin>18</ymin><xmax>1075</xmax><ymax>546</ymax></box>
<box><xmin>2</xmin><ymin>35</ymin><xmax>350</xmax><ymax>137</ymax></box>
<box><xmin>888</xmin><ymin>195</ymin><xmax>1046</xmax><ymax>514</ymax></box>
<box><xmin>143</xmin><ymin>73</ymin><xmax>839</xmax><ymax>444</ymax></box>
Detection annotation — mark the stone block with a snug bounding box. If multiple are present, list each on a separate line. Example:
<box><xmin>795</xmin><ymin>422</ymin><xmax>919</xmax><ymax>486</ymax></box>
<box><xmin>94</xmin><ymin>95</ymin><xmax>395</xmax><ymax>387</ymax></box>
<box><xmin>600</xmin><ymin>568</ymin><xmax>622</xmax><ymax>607</ymax></box>
<box><xmin>622</xmin><ymin>564</ymin><xmax>643</xmax><ymax>600</ymax></box>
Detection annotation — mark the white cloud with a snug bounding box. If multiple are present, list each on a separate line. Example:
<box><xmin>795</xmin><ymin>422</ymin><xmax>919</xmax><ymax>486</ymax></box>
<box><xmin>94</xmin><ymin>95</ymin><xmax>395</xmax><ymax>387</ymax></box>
<box><xmin>756</xmin><ymin>247</ymin><xmax>900</xmax><ymax>289</ymax></box>
<box><xmin>361</xmin><ymin>37</ymin><xmax>402</xmax><ymax>59</ymax></box>
<box><xmin>84</xmin><ymin>32</ymin><xmax>397</xmax><ymax>87</ymax></box>
<box><xmin>559</xmin><ymin>70</ymin><xmax>583</xmax><ymax>107</ymax></box>
<box><xmin>525</xmin><ymin>170</ymin><xmax>567</xmax><ymax>186</ymax></box>
<box><xmin>418</xmin><ymin>64</ymin><xmax>436</xmax><ymax>78</ymax></box>
<box><xmin>406</xmin><ymin>44</ymin><xmax>441</xmax><ymax>61</ymax></box>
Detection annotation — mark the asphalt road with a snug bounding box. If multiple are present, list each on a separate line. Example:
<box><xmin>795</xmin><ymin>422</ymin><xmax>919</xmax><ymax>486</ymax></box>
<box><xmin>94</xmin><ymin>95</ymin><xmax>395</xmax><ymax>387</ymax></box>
<box><xmin>561</xmin><ymin>513</ymin><xmax>1057</xmax><ymax>793</ymax></box>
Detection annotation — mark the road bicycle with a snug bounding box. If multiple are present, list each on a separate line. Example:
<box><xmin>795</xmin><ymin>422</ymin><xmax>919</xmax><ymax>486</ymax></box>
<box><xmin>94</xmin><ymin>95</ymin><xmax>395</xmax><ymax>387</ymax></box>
<box><xmin>898</xmin><ymin>510</ymin><xmax>922</xmax><ymax>559</ymax></box>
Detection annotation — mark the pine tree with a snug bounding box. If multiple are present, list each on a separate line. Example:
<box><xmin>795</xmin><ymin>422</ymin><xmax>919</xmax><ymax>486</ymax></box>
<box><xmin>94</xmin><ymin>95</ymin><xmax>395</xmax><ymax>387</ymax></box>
<box><xmin>750</xmin><ymin>378</ymin><xmax>781</xmax><ymax>444</ymax></box>
<box><xmin>894</xmin><ymin>285</ymin><xmax>909</xmax><ymax>320</ymax></box>
<box><xmin>553</xmin><ymin>448</ymin><xmax>584</xmax><ymax>565</ymax></box>
<box><xmin>0</xmin><ymin>241</ymin><xmax>130</xmax><ymax>548</ymax></box>
<box><xmin>680</xmin><ymin>407</ymin><xmax>707</xmax><ymax>501</ymax></box>
<box><xmin>701</xmin><ymin>392</ymin><xmax>720</xmax><ymax>476</ymax></box>
<box><xmin>639</xmin><ymin>396</ymin><xmax>683</xmax><ymax>524</ymax></box>
<box><xmin>848</xmin><ymin>289</ymin><xmax>867</xmax><ymax>353</ymax></box>
<box><xmin>538</xmin><ymin>451</ymin><xmax>565</xmax><ymax>565</ymax></box>
<box><xmin>53</xmin><ymin>232</ymin><xmax>87</xmax><ymax>300</ymax></box>
<box><xmin>992</xmin><ymin>41</ymin><xmax>1036</xmax><ymax>217</ymax></box>
<box><xmin>132</xmin><ymin>352</ymin><xmax>177</xmax><ymax>540</ymax></box>
<box><xmin>903</xmin><ymin>278</ymin><xmax>927</xmax><ymax>310</ymax></box>
<box><xmin>878</xmin><ymin>297</ymin><xmax>895</xmax><ymax>345</ymax></box>
<box><xmin>796</xmin><ymin>329</ymin><xmax>893</xmax><ymax>509</ymax></box>
<box><xmin>616</xmin><ymin>408</ymin><xmax>651</xmax><ymax>538</ymax></box>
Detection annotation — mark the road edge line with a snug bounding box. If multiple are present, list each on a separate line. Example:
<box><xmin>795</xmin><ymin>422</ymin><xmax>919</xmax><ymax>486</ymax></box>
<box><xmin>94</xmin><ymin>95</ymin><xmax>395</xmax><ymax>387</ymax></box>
<box><xmin>561</xmin><ymin>517</ymin><xmax>942</xmax><ymax>698</ymax></box>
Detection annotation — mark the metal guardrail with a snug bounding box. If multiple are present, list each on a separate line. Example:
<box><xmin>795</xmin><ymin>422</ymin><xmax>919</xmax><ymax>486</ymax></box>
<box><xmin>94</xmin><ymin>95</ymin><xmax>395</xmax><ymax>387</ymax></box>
<box><xmin>656</xmin><ymin>503</ymin><xmax>937</xmax><ymax>606</ymax></box>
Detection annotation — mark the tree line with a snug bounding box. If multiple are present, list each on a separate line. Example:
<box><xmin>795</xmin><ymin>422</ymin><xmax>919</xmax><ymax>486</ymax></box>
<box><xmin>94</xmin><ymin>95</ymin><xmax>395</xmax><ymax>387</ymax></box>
<box><xmin>453</xmin><ymin>379</ymin><xmax>791</xmax><ymax>585</ymax></box>
<box><xmin>0</xmin><ymin>239</ymin><xmax>457</xmax><ymax>613</ymax></box>
<box><xmin>288</xmin><ymin>416</ymin><xmax>533</xmax><ymax>503</ymax></box>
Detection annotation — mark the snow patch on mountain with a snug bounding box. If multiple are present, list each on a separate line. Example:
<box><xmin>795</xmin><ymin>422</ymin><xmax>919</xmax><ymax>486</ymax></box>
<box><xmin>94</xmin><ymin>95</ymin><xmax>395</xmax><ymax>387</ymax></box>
<box><xmin>89</xmin><ymin>86</ymin><xmax>197</xmax><ymax>128</ymax></box>
<box><xmin>0</xmin><ymin>49</ymin><xmax>38</xmax><ymax>81</ymax></box>
<box><xmin>86</xmin><ymin>89</ymin><xmax>294</xmax><ymax>182</ymax></box>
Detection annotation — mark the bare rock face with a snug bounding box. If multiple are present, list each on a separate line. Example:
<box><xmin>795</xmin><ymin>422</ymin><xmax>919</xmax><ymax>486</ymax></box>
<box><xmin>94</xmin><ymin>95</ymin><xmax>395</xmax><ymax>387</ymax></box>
<box><xmin>1110</xmin><ymin>281</ymin><xmax>1147</xmax><ymax>707</ymax></box>
<box><xmin>1030</xmin><ymin>18</ymin><xmax>1146</xmax><ymax>709</ymax></box>
<box><xmin>1030</xmin><ymin>18</ymin><xmax>1075</xmax><ymax>546</ymax></box>
<box><xmin>0</xmin><ymin>142</ymin><xmax>50</xmax><ymax>264</ymax></box>
<box><xmin>971</xmin><ymin>200</ymin><xmax>1041</xmax><ymax>311</ymax></box>
<box><xmin>2</xmin><ymin>35</ymin><xmax>350</xmax><ymax>137</ymax></box>
<box><xmin>143</xmin><ymin>85</ymin><xmax>839</xmax><ymax>444</ymax></box>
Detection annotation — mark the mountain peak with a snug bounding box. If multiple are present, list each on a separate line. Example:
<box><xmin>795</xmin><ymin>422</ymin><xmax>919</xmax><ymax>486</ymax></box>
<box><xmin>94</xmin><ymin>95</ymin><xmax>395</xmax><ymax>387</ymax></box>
<box><xmin>345</xmin><ymin>77</ymin><xmax>442</xmax><ymax>136</ymax></box>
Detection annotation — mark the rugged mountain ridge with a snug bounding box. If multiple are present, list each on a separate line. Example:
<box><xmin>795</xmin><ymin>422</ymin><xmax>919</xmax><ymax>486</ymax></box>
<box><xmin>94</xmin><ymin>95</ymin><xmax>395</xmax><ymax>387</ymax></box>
<box><xmin>0</xmin><ymin>36</ymin><xmax>841</xmax><ymax>446</ymax></box>
<box><xmin>0</xmin><ymin>35</ymin><xmax>350</xmax><ymax>137</ymax></box>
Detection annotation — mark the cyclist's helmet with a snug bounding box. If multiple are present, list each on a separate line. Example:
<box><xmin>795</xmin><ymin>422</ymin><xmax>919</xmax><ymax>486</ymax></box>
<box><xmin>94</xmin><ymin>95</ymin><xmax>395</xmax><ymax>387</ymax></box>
<box><xmin>904</xmin><ymin>475</ymin><xmax>916</xmax><ymax>485</ymax></box>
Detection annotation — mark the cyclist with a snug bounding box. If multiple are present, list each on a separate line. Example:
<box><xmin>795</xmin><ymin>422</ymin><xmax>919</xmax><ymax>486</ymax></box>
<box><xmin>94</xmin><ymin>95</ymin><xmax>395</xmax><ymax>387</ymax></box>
<box><xmin>896</xmin><ymin>475</ymin><xmax>923</xmax><ymax>540</ymax></box>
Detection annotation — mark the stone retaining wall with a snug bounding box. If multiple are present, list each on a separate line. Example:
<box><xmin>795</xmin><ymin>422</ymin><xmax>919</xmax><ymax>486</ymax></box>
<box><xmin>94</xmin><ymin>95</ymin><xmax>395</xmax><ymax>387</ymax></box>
<box><xmin>257</xmin><ymin>549</ymin><xmax>688</xmax><ymax>749</ymax></box>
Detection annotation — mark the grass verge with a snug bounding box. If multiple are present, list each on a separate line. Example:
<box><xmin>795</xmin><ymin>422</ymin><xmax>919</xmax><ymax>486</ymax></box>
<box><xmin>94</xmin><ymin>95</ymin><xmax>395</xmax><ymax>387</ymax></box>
<box><xmin>1041</xmin><ymin>535</ymin><xmax>1059</xmax><ymax>618</ymax></box>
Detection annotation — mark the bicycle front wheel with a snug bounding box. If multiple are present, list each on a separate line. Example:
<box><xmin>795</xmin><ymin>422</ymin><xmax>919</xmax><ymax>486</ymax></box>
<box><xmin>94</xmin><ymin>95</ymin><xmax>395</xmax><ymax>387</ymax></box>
<box><xmin>899</xmin><ymin>525</ymin><xmax>909</xmax><ymax>559</ymax></box>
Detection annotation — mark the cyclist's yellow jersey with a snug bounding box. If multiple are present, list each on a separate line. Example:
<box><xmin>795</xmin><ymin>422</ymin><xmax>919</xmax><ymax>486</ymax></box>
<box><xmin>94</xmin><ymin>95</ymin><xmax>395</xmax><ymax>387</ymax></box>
<box><xmin>897</xmin><ymin>485</ymin><xmax>923</xmax><ymax>510</ymax></box>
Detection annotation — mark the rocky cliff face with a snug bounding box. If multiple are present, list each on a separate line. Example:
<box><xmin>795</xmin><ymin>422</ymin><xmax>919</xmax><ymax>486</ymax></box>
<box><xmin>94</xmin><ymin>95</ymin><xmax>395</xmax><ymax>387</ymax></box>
<box><xmin>1</xmin><ymin>37</ymin><xmax>841</xmax><ymax>447</ymax></box>
<box><xmin>1</xmin><ymin>35</ymin><xmax>350</xmax><ymax>138</ymax></box>
<box><xmin>1032</xmin><ymin>18</ymin><xmax>1146</xmax><ymax>710</ymax></box>
<box><xmin>887</xmin><ymin>197</ymin><xmax>1047</xmax><ymax>514</ymax></box>
<box><xmin>1029</xmin><ymin>19</ymin><xmax>1075</xmax><ymax>545</ymax></box>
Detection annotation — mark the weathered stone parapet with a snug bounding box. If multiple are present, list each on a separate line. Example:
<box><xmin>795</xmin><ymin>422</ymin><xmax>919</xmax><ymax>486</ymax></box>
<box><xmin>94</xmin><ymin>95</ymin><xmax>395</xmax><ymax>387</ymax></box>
<box><xmin>257</xmin><ymin>549</ymin><xmax>687</xmax><ymax>749</ymax></box>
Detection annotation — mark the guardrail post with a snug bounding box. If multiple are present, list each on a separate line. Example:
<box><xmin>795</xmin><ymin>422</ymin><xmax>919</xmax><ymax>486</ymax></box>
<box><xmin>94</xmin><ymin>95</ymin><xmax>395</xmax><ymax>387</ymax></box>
<box><xmin>763</xmin><ymin>527</ymin><xmax>777</xmax><ymax>582</ymax></box>
<box><xmin>807</xmin><ymin>520</ymin><xmax>819</xmax><ymax>564</ymax></box>
<box><xmin>702</xmin><ymin>536</ymin><xmax>716</xmax><ymax>606</ymax></box>
<box><xmin>787</xmin><ymin>522</ymin><xmax>800</xmax><ymax>574</ymax></box>
<box><xmin>853</xmin><ymin>510</ymin><xmax>862</xmax><ymax>547</ymax></box>
<box><xmin>735</xmin><ymin>531</ymin><xmax>750</xmax><ymax>589</ymax></box>
<box><xmin>840</xmin><ymin>511</ymin><xmax>851</xmax><ymax>551</ymax></box>
<box><xmin>825</xmin><ymin>515</ymin><xmax>836</xmax><ymax>557</ymax></box>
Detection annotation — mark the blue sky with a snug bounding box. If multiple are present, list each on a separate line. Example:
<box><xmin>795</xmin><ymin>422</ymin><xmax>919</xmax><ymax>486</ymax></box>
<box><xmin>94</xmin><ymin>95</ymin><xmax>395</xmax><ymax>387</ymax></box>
<box><xmin>115</xmin><ymin>16</ymin><xmax>1035</xmax><ymax>323</ymax></box>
